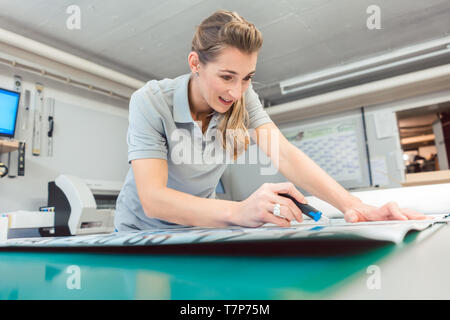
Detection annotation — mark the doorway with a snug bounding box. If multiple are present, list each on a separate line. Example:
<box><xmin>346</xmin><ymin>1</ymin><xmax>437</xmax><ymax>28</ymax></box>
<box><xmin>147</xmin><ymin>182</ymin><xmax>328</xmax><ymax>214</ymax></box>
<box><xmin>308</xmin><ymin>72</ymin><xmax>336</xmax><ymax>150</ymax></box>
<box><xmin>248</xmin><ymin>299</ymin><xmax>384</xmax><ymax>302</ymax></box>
<box><xmin>396</xmin><ymin>102</ymin><xmax>450</xmax><ymax>175</ymax></box>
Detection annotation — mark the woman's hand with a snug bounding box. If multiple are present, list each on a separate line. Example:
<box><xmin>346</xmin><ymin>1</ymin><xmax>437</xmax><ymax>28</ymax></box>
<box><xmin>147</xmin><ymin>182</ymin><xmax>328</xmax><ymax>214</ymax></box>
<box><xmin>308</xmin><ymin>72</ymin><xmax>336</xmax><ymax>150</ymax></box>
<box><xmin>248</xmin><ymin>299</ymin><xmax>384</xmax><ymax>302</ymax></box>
<box><xmin>231</xmin><ymin>182</ymin><xmax>306</xmax><ymax>227</ymax></box>
<box><xmin>344</xmin><ymin>201</ymin><xmax>431</xmax><ymax>223</ymax></box>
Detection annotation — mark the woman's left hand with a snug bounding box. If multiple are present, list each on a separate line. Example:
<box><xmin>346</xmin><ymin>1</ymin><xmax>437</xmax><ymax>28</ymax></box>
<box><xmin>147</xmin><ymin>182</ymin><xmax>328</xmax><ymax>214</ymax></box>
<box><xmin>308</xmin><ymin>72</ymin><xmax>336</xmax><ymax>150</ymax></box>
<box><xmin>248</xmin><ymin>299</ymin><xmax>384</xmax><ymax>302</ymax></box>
<box><xmin>344</xmin><ymin>201</ymin><xmax>431</xmax><ymax>223</ymax></box>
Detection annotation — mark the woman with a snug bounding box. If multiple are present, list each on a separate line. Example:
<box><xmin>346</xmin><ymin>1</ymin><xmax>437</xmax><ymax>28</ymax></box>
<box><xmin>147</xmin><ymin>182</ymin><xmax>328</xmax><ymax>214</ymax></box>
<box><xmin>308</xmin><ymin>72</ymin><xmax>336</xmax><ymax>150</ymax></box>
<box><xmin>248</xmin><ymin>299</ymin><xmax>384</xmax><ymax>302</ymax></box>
<box><xmin>114</xmin><ymin>10</ymin><xmax>427</xmax><ymax>231</ymax></box>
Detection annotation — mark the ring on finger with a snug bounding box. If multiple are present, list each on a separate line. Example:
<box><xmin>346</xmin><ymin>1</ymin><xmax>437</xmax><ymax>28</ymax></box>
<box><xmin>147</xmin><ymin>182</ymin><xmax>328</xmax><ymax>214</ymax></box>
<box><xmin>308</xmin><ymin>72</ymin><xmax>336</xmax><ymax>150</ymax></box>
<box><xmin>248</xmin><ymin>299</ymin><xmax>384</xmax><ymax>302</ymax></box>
<box><xmin>273</xmin><ymin>203</ymin><xmax>286</xmax><ymax>219</ymax></box>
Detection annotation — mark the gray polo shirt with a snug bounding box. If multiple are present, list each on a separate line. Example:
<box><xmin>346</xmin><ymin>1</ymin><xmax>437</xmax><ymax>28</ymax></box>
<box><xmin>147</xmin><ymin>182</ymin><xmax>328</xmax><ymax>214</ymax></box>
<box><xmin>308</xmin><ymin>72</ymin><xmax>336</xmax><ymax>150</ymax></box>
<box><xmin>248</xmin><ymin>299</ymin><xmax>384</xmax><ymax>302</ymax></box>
<box><xmin>114</xmin><ymin>73</ymin><xmax>273</xmax><ymax>231</ymax></box>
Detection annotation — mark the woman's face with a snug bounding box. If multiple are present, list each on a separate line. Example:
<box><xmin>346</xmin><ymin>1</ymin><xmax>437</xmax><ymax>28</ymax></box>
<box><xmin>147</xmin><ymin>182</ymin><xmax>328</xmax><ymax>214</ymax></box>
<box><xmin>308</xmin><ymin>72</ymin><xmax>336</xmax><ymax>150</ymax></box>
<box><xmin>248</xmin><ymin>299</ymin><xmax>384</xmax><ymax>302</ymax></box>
<box><xmin>195</xmin><ymin>46</ymin><xmax>258</xmax><ymax>114</ymax></box>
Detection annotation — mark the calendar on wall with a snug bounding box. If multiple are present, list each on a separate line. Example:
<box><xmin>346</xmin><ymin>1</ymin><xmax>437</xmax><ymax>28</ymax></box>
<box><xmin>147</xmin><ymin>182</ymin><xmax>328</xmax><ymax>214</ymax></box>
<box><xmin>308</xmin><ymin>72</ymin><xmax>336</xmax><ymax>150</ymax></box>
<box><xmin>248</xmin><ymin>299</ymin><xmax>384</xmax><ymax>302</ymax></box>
<box><xmin>279</xmin><ymin>110</ymin><xmax>371</xmax><ymax>190</ymax></box>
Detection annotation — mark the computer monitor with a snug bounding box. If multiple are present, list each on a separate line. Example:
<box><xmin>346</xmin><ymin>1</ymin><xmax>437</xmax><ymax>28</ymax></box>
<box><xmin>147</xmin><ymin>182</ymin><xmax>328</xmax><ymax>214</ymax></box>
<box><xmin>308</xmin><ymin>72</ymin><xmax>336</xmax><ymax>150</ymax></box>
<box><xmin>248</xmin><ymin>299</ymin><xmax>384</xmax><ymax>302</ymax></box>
<box><xmin>0</xmin><ymin>88</ymin><xmax>21</xmax><ymax>138</ymax></box>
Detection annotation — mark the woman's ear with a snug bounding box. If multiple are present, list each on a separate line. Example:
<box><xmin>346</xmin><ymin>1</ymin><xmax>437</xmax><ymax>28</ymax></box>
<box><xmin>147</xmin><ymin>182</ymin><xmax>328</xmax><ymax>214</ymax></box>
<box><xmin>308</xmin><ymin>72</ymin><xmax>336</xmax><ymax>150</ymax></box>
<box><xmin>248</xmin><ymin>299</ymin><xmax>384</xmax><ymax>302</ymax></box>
<box><xmin>188</xmin><ymin>51</ymin><xmax>200</xmax><ymax>74</ymax></box>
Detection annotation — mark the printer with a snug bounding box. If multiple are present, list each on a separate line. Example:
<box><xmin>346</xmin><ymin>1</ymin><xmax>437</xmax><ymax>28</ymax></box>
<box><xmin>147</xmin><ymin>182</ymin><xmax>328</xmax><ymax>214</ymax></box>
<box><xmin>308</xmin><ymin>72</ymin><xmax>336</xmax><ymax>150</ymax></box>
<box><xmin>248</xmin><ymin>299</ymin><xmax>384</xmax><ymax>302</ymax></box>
<box><xmin>47</xmin><ymin>174</ymin><xmax>122</xmax><ymax>236</ymax></box>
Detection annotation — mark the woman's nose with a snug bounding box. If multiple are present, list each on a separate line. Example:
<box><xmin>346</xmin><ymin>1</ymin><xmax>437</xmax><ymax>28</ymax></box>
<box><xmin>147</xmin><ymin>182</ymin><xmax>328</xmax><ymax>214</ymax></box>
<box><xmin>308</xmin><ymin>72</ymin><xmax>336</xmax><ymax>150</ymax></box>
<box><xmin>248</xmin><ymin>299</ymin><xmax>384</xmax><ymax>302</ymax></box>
<box><xmin>228</xmin><ymin>83</ymin><xmax>242</xmax><ymax>100</ymax></box>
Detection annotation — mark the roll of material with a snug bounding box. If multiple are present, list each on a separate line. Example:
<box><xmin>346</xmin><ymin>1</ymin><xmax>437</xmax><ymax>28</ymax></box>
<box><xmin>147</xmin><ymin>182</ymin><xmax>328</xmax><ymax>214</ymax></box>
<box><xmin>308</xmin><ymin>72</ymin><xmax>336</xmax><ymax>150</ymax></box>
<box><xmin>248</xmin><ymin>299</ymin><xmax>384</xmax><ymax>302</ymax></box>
<box><xmin>306</xmin><ymin>183</ymin><xmax>450</xmax><ymax>218</ymax></box>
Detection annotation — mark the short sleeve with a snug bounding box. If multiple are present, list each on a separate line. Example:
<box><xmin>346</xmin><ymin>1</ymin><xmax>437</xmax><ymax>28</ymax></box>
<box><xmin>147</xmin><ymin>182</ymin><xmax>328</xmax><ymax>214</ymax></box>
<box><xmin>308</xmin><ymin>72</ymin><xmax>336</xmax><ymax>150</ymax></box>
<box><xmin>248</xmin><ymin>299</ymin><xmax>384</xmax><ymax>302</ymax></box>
<box><xmin>245</xmin><ymin>84</ymin><xmax>273</xmax><ymax>129</ymax></box>
<box><xmin>127</xmin><ymin>90</ymin><xmax>168</xmax><ymax>163</ymax></box>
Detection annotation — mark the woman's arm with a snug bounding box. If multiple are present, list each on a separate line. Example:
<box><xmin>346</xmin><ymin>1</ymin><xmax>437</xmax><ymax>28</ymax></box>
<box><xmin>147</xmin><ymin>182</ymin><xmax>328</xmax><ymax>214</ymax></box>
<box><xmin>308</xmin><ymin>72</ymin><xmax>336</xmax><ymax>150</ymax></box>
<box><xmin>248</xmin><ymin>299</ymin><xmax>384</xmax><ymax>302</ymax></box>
<box><xmin>132</xmin><ymin>158</ymin><xmax>238</xmax><ymax>227</ymax></box>
<box><xmin>254</xmin><ymin>122</ymin><xmax>428</xmax><ymax>222</ymax></box>
<box><xmin>133</xmin><ymin>158</ymin><xmax>307</xmax><ymax>228</ymax></box>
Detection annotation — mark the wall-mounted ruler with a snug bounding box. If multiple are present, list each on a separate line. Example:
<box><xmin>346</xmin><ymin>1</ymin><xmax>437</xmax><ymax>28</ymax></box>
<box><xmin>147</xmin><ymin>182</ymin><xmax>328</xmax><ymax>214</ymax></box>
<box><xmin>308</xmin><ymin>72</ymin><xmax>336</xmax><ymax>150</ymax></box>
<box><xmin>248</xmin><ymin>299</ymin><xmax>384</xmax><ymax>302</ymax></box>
<box><xmin>32</xmin><ymin>83</ymin><xmax>44</xmax><ymax>156</ymax></box>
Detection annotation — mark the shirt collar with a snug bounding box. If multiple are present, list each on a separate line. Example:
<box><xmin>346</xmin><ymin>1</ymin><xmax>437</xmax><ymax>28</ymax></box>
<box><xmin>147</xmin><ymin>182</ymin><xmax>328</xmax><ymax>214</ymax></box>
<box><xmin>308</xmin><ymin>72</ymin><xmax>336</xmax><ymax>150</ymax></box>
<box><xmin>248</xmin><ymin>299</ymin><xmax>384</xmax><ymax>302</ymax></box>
<box><xmin>173</xmin><ymin>73</ymin><xmax>221</xmax><ymax>128</ymax></box>
<box><xmin>173</xmin><ymin>73</ymin><xmax>193</xmax><ymax>123</ymax></box>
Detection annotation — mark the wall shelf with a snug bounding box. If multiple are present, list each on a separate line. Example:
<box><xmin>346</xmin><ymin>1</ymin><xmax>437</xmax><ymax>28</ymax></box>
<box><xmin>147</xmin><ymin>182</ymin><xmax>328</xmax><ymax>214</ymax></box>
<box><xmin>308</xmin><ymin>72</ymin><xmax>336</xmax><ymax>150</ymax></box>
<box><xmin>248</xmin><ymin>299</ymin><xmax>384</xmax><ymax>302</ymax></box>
<box><xmin>402</xmin><ymin>170</ymin><xmax>450</xmax><ymax>186</ymax></box>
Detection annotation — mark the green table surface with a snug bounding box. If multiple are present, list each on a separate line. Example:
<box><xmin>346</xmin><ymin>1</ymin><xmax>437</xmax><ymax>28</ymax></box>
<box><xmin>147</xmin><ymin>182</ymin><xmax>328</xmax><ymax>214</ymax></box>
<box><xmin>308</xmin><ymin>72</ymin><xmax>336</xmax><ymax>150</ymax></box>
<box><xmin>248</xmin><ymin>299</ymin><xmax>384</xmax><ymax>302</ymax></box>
<box><xmin>0</xmin><ymin>243</ymin><xmax>401</xmax><ymax>300</ymax></box>
<box><xmin>1</xmin><ymin>222</ymin><xmax>448</xmax><ymax>300</ymax></box>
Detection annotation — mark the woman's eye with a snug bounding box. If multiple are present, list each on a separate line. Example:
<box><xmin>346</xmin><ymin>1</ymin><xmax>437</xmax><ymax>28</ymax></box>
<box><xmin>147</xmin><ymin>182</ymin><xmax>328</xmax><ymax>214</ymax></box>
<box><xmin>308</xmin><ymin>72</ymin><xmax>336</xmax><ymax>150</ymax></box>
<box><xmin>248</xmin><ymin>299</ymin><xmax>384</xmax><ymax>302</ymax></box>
<box><xmin>220</xmin><ymin>75</ymin><xmax>253</xmax><ymax>81</ymax></box>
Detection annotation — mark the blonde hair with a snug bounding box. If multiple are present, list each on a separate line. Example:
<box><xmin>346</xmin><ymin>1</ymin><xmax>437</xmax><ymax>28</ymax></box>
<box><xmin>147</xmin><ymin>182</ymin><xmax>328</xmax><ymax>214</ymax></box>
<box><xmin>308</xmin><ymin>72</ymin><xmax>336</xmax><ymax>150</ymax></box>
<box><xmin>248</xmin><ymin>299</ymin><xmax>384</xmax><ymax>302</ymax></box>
<box><xmin>191</xmin><ymin>10</ymin><xmax>263</xmax><ymax>160</ymax></box>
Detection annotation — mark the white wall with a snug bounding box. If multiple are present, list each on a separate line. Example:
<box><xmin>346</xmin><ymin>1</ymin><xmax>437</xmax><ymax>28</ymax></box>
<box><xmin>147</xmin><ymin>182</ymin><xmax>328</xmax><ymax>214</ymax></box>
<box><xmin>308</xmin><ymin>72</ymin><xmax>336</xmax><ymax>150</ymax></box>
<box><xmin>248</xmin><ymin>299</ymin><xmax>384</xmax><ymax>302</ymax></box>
<box><xmin>0</xmin><ymin>63</ymin><xmax>131</xmax><ymax>213</ymax></box>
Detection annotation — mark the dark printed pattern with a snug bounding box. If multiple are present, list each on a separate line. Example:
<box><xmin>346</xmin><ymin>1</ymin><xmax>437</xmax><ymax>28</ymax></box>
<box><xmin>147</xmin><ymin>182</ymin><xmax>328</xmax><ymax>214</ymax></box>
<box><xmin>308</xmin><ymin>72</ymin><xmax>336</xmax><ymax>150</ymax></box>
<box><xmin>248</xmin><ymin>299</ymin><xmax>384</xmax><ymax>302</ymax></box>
<box><xmin>1</xmin><ymin>216</ymin><xmax>447</xmax><ymax>248</ymax></box>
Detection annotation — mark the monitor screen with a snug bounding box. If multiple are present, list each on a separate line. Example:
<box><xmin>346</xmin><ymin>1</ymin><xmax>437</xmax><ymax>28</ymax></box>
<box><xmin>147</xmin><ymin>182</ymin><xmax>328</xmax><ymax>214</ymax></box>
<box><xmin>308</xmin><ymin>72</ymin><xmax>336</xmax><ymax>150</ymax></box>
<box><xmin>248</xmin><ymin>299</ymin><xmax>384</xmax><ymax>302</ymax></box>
<box><xmin>0</xmin><ymin>88</ymin><xmax>20</xmax><ymax>138</ymax></box>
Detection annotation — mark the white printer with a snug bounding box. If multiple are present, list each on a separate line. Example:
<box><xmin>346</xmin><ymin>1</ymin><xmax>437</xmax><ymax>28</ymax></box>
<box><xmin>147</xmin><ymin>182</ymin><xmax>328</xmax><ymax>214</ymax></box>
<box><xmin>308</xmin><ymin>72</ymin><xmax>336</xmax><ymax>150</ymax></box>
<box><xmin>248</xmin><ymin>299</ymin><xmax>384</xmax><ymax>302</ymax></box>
<box><xmin>47</xmin><ymin>174</ymin><xmax>122</xmax><ymax>236</ymax></box>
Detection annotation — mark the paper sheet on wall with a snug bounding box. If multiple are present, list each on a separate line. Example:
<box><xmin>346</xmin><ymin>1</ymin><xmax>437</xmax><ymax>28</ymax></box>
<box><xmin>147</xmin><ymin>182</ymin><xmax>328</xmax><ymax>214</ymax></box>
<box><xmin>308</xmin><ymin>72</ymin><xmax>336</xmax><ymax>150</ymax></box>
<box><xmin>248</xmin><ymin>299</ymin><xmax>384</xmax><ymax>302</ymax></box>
<box><xmin>374</xmin><ymin>111</ymin><xmax>397</xmax><ymax>139</ymax></box>
<box><xmin>370</xmin><ymin>156</ymin><xmax>390</xmax><ymax>186</ymax></box>
<box><xmin>282</xmin><ymin>120</ymin><xmax>362</xmax><ymax>182</ymax></box>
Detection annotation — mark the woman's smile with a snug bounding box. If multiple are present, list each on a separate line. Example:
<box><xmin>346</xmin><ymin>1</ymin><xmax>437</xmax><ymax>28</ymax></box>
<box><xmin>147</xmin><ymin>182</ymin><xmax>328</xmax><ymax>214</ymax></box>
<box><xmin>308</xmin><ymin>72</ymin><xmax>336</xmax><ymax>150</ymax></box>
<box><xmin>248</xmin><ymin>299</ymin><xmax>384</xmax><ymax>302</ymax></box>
<box><xmin>218</xmin><ymin>96</ymin><xmax>234</xmax><ymax>106</ymax></box>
